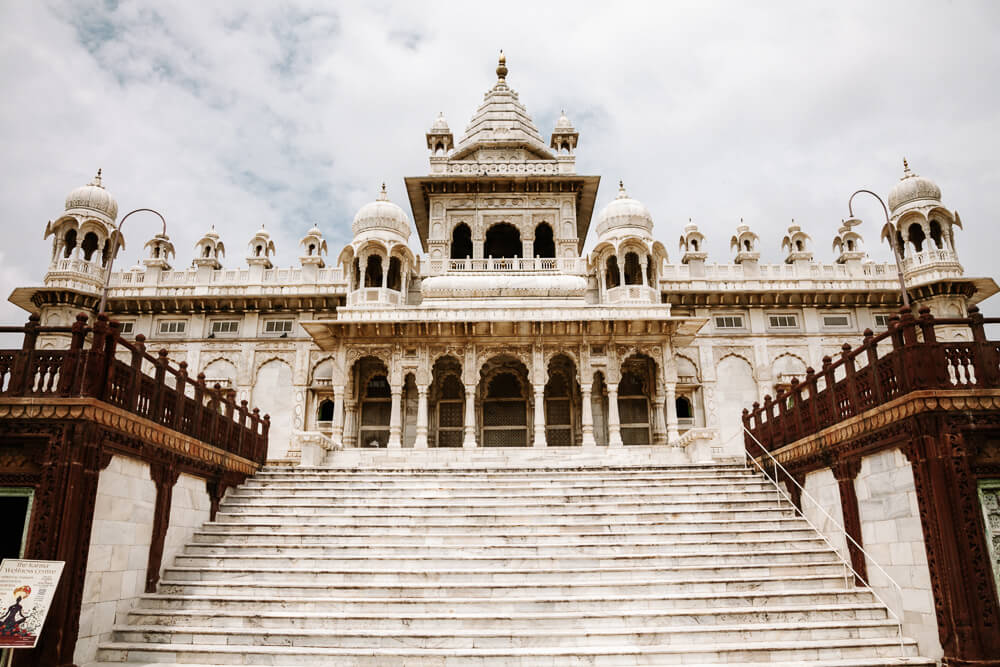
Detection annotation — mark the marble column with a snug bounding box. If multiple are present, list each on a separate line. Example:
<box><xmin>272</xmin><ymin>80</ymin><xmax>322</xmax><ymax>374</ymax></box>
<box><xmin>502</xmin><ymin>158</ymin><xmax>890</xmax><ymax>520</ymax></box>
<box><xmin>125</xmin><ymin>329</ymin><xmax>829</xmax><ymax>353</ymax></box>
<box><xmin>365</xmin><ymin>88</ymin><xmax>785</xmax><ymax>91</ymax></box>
<box><xmin>652</xmin><ymin>396</ymin><xmax>667</xmax><ymax>446</ymax></box>
<box><xmin>533</xmin><ymin>385</ymin><xmax>547</xmax><ymax>448</ymax></box>
<box><xmin>414</xmin><ymin>385</ymin><xmax>429</xmax><ymax>449</ymax></box>
<box><xmin>387</xmin><ymin>386</ymin><xmax>402</xmax><ymax>448</ymax></box>
<box><xmin>607</xmin><ymin>382</ymin><xmax>623</xmax><ymax>447</ymax></box>
<box><xmin>343</xmin><ymin>400</ymin><xmax>357</xmax><ymax>448</ymax></box>
<box><xmin>665</xmin><ymin>382</ymin><xmax>680</xmax><ymax>443</ymax></box>
<box><xmin>580</xmin><ymin>383</ymin><xmax>596</xmax><ymax>448</ymax></box>
<box><xmin>463</xmin><ymin>384</ymin><xmax>477</xmax><ymax>448</ymax></box>
<box><xmin>331</xmin><ymin>386</ymin><xmax>345</xmax><ymax>446</ymax></box>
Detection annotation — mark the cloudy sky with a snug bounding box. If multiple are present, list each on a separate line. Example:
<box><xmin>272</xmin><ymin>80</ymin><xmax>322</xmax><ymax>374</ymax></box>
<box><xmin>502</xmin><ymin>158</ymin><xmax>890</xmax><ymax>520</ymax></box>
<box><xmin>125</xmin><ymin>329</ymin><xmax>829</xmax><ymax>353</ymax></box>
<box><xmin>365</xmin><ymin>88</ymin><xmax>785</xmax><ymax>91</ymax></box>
<box><xmin>1</xmin><ymin>1</ymin><xmax>998</xmax><ymax>323</ymax></box>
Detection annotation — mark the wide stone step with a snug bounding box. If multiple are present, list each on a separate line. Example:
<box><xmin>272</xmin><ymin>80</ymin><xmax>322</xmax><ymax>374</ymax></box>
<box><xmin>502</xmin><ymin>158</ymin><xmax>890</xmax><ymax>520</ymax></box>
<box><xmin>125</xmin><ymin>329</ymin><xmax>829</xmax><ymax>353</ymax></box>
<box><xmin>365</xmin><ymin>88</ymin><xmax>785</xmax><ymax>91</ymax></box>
<box><xmin>136</xmin><ymin>588</ymin><xmax>879</xmax><ymax>613</ymax></box>
<box><xmin>112</xmin><ymin>618</ymin><xmax>904</xmax><ymax>648</ymax></box>
<box><xmin>95</xmin><ymin>637</ymin><xmax>923</xmax><ymax>666</ymax></box>
<box><xmin>212</xmin><ymin>508</ymin><xmax>799</xmax><ymax>525</ymax></box>
<box><xmin>180</xmin><ymin>545</ymin><xmax>835</xmax><ymax>564</ymax></box>
<box><xmin>162</xmin><ymin>561</ymin><xmax>848</xmax><ymax>584</ymax></box>
<box><xmin>155</xmin><ymin>573</ymin><xmax>849</xmax><ymax>597</ymax></box>
<box><xmin>220</xmin><ymin>498</ymin><xmax>785</xmax><ymax>513</ymax></box>
<box><xmin>123</xmin><ymin>603</ymin><xmax>890</xmax><ymax>631</ymax></box>
<box><xmin>191</xmin><ymin>526</ymin><xmax>821</xmax><ymax>543</ymax></box>
<box><xmin>245</xmin><ymin>478</ymin><xmax>768</xmax><ymax>490</ymax></box>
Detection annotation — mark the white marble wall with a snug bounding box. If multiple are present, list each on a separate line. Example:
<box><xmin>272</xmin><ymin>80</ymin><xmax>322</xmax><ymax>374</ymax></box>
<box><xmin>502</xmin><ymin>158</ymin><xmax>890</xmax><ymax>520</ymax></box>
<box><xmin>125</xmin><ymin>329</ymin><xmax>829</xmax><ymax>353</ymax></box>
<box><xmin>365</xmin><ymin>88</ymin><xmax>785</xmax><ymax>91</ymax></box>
<box><xmin>802</xmin><ymin>467</ymin><xmax>848</xmax><ymax>561</ymax></box>
<box><xmin>74</xmin><ymin>455</ymin><xmax>156</xmax><ymax>665</ymax></box>
<box><xmin>160</xmin><ymin>473</ymin><xmax>211</xmax><ymax>578</ymax></box>
<box><xmin>856</xmin><ymin>448</ymin><xmax>941</xmax><ymax>661</ymax></box>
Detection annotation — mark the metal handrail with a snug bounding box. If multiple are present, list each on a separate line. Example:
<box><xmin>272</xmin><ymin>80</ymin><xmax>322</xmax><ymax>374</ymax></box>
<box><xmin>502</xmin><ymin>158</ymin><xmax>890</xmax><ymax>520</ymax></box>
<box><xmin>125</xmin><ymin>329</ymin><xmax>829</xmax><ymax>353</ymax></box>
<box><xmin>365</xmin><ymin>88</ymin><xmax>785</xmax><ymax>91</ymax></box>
<box><xmin>739</xmin><ymin>426</ymin><xmax>908</xmax><ymax>654</ymax></box>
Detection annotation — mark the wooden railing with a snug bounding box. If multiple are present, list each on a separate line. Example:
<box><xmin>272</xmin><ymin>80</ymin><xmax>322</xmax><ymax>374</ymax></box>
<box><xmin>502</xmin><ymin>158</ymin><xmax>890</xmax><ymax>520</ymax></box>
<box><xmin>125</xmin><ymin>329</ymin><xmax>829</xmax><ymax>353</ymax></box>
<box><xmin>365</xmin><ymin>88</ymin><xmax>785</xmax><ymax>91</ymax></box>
<box><xmin>743</xmin><ymin>306</ymin><xmax>1000</xmax><ymax>454</ymax></box>
<box><xmin>0</xmin><ymin>313</ymin><xmax>268</xmax><ymax>464</ymax></box>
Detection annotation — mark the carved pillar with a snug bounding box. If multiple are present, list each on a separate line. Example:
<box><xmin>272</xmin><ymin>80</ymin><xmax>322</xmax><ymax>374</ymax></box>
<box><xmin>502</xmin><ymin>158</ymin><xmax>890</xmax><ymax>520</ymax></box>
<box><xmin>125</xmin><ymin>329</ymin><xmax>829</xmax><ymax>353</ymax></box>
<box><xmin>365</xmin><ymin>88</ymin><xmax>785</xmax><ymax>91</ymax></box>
<box><xmin>652</xmin><ymin>388</ymin><xmax>667</xmax><ymax>446</ymax></box>
<box><xmin>665</xmin><ymin>382</ymin><xmax>680</xmax><ymax>443</ymax></box>
<box><xmin>414</xmin><ymin>384</ymin><xmax>429</xmax><ymax>449</ymax></box>
<box><xmin>146</xmin><ymin>463</ymin><xmax>180</xmax><ymax>593</ymax></box>
<box><xmin>607</xmin><ymin>382</ymin><xmax>623</xmax><ymax>447</ymax></box>
<box><xmin>904</xmin><ymin>420</ymin><xmax>1000</xmax><ymax>666</ymax></box>
<box><xmin>580</xmin><ymin>383</ymin><xmax>596</xmax><ymax>448</ymax></box>
<box><xmin>831</xmin><ymin>457</ymin><xmax>866</xmax><ymax>586</ymax></box>
<box><xmin>463</xmin><ymin>384</ymin><xmax>477</xmax><ymax>448</ymax></box>
<box><xmin>343</xmin><ymin>399</ymin><xmax>358</xmax><ymax>448</ymax></box>
<box><xmin>532</xmin><ymin>385</ymin><xmax>547</xmax><ymax>447</ymax></box>
<box><xmin>331</xmin><ymin>385</ymin><xmax>345</xmax><ymax>446</ymax></box>
<box><xmin>387</xmin><ymin>385</ymin><xmax>403</xmax><ymax>448</ymax></box>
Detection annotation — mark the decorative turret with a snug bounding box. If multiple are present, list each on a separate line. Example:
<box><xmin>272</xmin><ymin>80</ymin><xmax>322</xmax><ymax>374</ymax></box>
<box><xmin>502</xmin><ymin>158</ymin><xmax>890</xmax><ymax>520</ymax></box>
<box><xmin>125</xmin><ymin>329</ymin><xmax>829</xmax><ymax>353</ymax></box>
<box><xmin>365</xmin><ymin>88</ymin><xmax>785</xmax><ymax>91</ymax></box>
<box><xmin>247</xmin><ymin>225</ymin><xmax>276</xmax><ymax>269</ymax></box>
<box><xmin>730</xmin><ymin>222</ymin><xmax>760</xmax><ymax>265</ymax></box>
<box><xmin>833</xmin><ymin>218</ymin><xmax>865</xmax><ymax>268</ymax></box>
<box><xmin>679</xmin><ymin>221</ymin><xmax>707</xmax><ymax>266</ymax></box>
<box><xmin>43</xmin><ymin>169</ymin><xmax>124</xmax><ymax>293</ymax></box>
<box><xmin>299</xmin><ymin>226</ymin><xmax>327</xmax><ymax>280</ymax></box>
<box><xmin>193</xmin><ymin>226</ymin><xmax>225</xmax><ymax>270</ymax></box>
<box><xmin>143</xmin><ymin>232</ymin><xmax>175</xmax><ymax>270</ymax></box>
<box><xmin>426</xmin><ymin>112</ymin><xmax>454</xmax><ymax>156</ymax></box>
<box><xmin>550</xmin><ymin>110</ymin><xmax>578</xmax><ymax>155</ymax></box>
<box><xmin>781</xmin><ymin>222</ymin><xmax>813</xmax><ymax>265</ymax></box>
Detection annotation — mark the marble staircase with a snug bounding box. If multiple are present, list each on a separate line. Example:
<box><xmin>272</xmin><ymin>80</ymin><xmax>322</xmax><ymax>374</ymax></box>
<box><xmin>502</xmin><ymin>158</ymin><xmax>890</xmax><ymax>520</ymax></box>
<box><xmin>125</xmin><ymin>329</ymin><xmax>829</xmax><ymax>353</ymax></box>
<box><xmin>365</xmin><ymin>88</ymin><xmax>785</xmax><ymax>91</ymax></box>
<box><xmin>95</xmin><ymin>459</ymin><xmax>933</xmax><ymax>666</ymax></box>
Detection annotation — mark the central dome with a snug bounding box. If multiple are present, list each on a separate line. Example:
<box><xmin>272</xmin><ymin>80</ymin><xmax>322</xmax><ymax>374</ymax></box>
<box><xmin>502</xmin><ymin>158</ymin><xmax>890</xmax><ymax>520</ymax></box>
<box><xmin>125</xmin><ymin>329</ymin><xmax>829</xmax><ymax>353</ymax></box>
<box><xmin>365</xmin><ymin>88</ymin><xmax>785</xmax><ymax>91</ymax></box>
<box><xmin>352</xmin><ymin>184</ymin><xmax>411</xmax><ymax>241</ymax></box>
<box><xmin>65</xmin><ymin>169</ymin><xmax>118</xmax><ymax>222</ymax></box>
<box><xmin>595</xmin><ymin>182</ymin><xmax>653</xmax><ymax>238</ymax></box>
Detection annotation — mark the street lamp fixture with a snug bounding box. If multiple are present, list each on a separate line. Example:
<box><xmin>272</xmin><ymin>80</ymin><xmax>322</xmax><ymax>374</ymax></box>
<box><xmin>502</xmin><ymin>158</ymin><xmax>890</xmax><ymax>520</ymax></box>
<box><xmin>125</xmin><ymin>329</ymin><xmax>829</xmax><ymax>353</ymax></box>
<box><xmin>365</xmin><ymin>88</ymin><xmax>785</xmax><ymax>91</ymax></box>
<box><xmin>846</xmin><ymin>189</ymin><xmax>910</xmax><ymax>309</ymax></box>
<box><xmin>98</xmin><ymin>208</ymin><xmax>168</xmax><ymax>315</ymax></box>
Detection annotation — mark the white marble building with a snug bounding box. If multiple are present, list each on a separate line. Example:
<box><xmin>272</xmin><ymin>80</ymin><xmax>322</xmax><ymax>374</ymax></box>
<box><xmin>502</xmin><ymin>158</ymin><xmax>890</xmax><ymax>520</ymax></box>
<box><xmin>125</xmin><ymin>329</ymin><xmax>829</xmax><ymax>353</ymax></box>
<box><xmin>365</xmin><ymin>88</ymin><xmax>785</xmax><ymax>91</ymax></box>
<box><xmin>11</xmin><ymin>54</ymin><xmax>994</xmax><ymax>465</ymax></box>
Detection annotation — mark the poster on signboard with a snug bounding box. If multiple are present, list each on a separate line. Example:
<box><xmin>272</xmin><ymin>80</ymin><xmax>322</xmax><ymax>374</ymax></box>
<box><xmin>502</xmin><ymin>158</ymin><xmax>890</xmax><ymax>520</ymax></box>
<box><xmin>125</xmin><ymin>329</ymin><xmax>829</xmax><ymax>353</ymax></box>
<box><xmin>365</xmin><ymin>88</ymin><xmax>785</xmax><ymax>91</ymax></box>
<box><xmin>0</xmin><ymin>559</ymin><xmax>64</xmax><ymax>649</ymax></box>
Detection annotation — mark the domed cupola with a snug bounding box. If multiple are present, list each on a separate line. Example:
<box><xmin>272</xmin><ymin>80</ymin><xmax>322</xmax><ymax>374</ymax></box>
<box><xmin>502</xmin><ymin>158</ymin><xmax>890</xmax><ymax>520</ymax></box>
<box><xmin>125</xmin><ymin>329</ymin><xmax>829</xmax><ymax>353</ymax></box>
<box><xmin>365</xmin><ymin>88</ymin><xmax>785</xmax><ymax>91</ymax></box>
<box><xmin>888</xmin><ymin>158</ymin><xmax>942</xmax><ymax>214</ymax></box>
<box><xmin>247</xmin><ymin>225</ymin><xmax>276</xmax><ymax>268</ymax></box>
<box><xmin>351</xmin><ymin>184</ymin><xmax>411</xmax><ymax>244</ymax></box>
<box><xmin>193</xmin><ymin>226</ymin><xmax>225</xmax><ymax>270</ymax></box>
<box><xmin>426</xmin><ymin>113</ymin><xmax>454</xmax><ymax>157</ymax></box>
<box><xmin>64</xmin><ymin>168</ymin><xmax>118</xmax><ymax>224</ymax></box>
<box><xmin>595</xmin><ymin>181</ymin><xmax>654</xmax><ymax>241</ymax></box>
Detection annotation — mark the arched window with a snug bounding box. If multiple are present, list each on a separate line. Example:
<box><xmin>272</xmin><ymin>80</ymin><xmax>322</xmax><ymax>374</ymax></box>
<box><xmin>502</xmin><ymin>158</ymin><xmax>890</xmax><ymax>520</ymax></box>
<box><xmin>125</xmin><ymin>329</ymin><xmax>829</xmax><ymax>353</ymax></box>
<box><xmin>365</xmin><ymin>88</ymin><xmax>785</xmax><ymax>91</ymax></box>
<box><xmin>484</xmin><ymin>223</ymin><xmax>522</xmax><ymax>258</ymax></box>
<box><xmin>544</xmin><ymin>371</ymin><xmax>573</xmax><ymax>446</ymax></box>
<box><xmin>360</xmin><ymin>373</ymin><xmax>391</xmax><ymax>447</ymax></box>
<box><xmin>606</xmin><ymin>255</ymin><xmax>621</xmax><ymax>288</ymax></box>
<box><xmin>623</xmin><ymin>252</ymin><xmax>641</xmax><ymax>285</ymax></box>
<box><xmin>846</xmin><ymin>239</ymin><xmax>855</xmax><ymax>251</ymax></box>
<box><xmin>532</xmin><ymin>223</ymin><xmax>555</xmax><ymax>258</ymax></box>
<box><xmin>63</xmin><ymin>229</ymin><xmax>77</xmax><ymax>258</ymax></box>
<box><xmin>618</xmin><ymin>370</ymin><xmax>650</xmax><ymax>446</ymax></box>
<box><xmin>387</xmin><ymin>257</ymin><xmax>402</xmax><ymax>291</ymax></box>
<box><xmin>81</xmin><ymin>232</ymin><xmax>99</xmax><ymax>262</ymax></box>
<box><xmin>364</xmin><ymin>255</ymin><xmax>383</xmax><ymax>287</ymax></box>
<box><xmin>255</xmin><ymin>245</ymin><xmax>263</xmax><ymax>257</ymax></box>
<box><xmin>675</xmin><ymin>396</ymin><xmax>692</xmax><ymax>419</ymax></box>
<box><xmin>101</xmin><ymin>237</ymin><xmax>113</xmax><ymax>266</ymax></box>
<box><xmin>929</xmin><ymin>220</ymin><xmax>944</xmax><ymax>249</ymax></box>
<box><xmin>450</xmin><ymin>223</ymin><xmax>472</xmax><ymax>259</ymax></box>
<box><xmin>908</xmin><ymin>223</ymin><xmax>926</xmax><ymax>253</ymax></box>
<box><xmin>317</xmin><ymin>399</ymin><xmax>335</xmax><ymax>422</ymax></box>
<box><xmin>690</xmin><ymin>239</ymin><xmax>698</xmax><ymax>251</ymax></box>
<box><xmin>646</xmin><ymin>255</ymin><xmax>655</xmax><ymax>287</ymax></box>
<box><xmin>308</xmin><ymin>243</ymin><xmax>316</xmax><ymax>256</ymax></box>
<box><xmin>795</xmin><ymin>239</ymin><xmax>804</xmax><ymax>251</ymax></box>
<box><xmin>353</xmin><ymin>258</ymin><xmax>361</xmax><ymax>289</ymax></box>
<box><xmin>896</xmin><ymin>230</ymin><xmax>906</xmax><ymax>258</ymax></box>
<box><xmin>436</xmin><ymin>374</ymin><xmax>464</xmax><ymax>447</ymax></box>
<box><xmin>203</xmin><ymin>245</ymin><xmax>212</xmax><ymax>258</ymax></box>
<box><xmin>482</xmin><ymin>371</ymin><xmax>527</xmax><ymax>447</ymax></box>
<box><xmin>743</xmin><ymin>239</ymin><xmax>751</xmax><ymax>252</ymax></box>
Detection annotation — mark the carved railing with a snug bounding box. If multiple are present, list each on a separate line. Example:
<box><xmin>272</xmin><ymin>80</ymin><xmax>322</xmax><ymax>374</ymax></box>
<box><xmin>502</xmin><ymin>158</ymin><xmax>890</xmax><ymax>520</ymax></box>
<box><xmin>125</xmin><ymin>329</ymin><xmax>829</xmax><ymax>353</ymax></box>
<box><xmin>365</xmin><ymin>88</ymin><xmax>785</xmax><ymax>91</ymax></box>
<box><xmin>743</xmin><ymin>306</ymin><xmax>1000</xmax><ymax>453</ymax></box>
<box><xmin>0</xmin><ymin>313</ymin><xmax>269</xmax><ymax>464</ymax></box>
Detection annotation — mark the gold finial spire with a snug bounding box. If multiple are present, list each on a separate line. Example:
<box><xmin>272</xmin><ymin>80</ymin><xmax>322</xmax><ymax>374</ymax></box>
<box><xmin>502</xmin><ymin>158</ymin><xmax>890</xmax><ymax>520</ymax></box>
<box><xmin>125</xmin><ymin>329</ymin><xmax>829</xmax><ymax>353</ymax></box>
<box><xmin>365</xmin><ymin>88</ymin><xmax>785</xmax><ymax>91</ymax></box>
<box><xmin>496</xmin><ymin>50</ymin><xmax>507</xmax><ymax>81</ymax></box>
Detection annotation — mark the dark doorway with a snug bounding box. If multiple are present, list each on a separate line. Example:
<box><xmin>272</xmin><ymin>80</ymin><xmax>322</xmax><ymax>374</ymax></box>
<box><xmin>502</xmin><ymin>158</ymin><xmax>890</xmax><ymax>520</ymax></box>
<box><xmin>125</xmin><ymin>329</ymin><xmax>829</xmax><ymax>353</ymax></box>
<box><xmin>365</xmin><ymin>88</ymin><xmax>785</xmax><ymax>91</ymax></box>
<box><xmin>0</xmin><ymin>492</ymin><xmax>31</xmax><ymax>561</ymax></box>
<box><xmin>484</xmin><ymin>223</ymin><xmax>522</xmax><ymax>258</ymax></box>
<box><xmin>533</xmin><ymin>223</ymin><xmax>555</xmax><ymax>258</ymax></box>
<box><xmin>451</xmin><ymin>223</ymin><xmax>473</xmax><ymax>259</ymax></box>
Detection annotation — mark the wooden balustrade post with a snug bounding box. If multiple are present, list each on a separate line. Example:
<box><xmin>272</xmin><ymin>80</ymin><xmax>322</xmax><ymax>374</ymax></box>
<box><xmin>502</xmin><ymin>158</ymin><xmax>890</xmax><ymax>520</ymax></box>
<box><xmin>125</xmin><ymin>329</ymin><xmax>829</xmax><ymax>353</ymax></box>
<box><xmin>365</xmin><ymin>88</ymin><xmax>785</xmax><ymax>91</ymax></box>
<box><xmin>172</xmin><ymin>362</ymin><xmax>188</xmax><ymax>432</ymax></box>
<box><xmin>862</xmin><ymin>329</ymin><xmax>883</xmax><ymax>405</ymax></box>
<box><xmin>250</xmin><ymin>408</ymin><xmax>262</xmax><ymax>462</ymax></box>
<box><xmin>742</xmin><ymin>407</ymin><xmax>754</xmax><ymax>454</ymax></box>
<box><xmin>762</xmin><ymin>394</ymin><xmax>775</xmax><ymax>447</ymax></box>
<box><xmin>260</xmin><ymin>414</ymin><xmax>271</xmax><ymax>464</ymax></box>
<box><xmin>97</xmin><ymin>320</ymin><xmax>121</xmax><ymax>402</ymax></box>
<box><xmin>777</xmin><ymin>389</ymin><xmax>789</xmax><ymax>447</ymax></box>
<box><xmin>840</xmin><ymin>343</ymin><xmax>859</xmax><ymax>418</ymax></box>
<box><xmin>126</xmin><ymin>334</ymin><xmax>145</xmax><ymax>412</ymax></box>
<box><xmin>968</xmin><ymin>305</ymin><xmax>1000</xmax><ymax>386</ymax></box>
<box><xmin>805</xmin><ymin>367</ymin><xmax>820</xmax><ymax>432</ymax></box>
<box><xmin>82</xmin><ymin>313</ymin><xmax>110</xmax><ymax>397</ymax></box>
<box><xmin>149</xmin><ymin>349</ymin><xmax>169</xmax><ymax>425</ymax></box>
<box><xmin>236</xmin><ymin>400</ymin><xmax>249</xmax><ymax>457</ymax></box>
<box><xmin>193</xmin><ymin>373</ymin><xmax>206</xmax><ymax>440</ymax></box>
<box><xmin>10</xmin><ymin>314</ymin><xmax>40</xmax><ymax>394</ymax></box>
<box><xmin>57</xmin><ymin>313</ymin><xmax>89</xmax><ymax>395</ymax></box>
<box><xmin>208</xmin><ymin>383</ymin><xmax>222</xmax><ymax>447</ymax></box>
<box><xmin>822</xmin><ymin>355</ymin><xmax>838</xmax><ymax>423</ymax></box>
<box><xmin>790</xmin><ymin>379</ymin><xmax>804</xmax><ymax>441</ymax></box>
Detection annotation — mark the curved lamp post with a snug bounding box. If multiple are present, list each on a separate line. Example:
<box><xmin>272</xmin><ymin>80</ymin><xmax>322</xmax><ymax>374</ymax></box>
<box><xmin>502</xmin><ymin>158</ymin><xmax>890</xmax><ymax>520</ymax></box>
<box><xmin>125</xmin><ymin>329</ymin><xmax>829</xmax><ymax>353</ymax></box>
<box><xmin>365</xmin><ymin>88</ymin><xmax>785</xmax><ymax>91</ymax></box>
<box><xmin>846</xmin><ymin>189</ymin><xmax>910</xmax><ymax>308</ymax></box>
<box><xmin>98</xmin><ymin>208</ymin><xmax>167</xmax><ymax>314</ymax></box>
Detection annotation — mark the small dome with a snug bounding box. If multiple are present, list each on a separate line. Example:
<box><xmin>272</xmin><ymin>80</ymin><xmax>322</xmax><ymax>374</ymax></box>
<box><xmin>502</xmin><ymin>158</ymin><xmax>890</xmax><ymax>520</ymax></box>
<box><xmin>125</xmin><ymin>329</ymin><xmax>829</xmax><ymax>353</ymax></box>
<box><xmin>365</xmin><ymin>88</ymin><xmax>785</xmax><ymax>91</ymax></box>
<box><xmin>65</xmin><ymin>169</ymin><xmax>118</xmax><ymax>221</ymax></box>
<box><xmin>555</xmin><ymin>111</ymin><xmax>573</xmax><ymax>130</ymax></box>
<box><xmin>250</xmin><ymin>225</ymin><xmax>271</xmax><ymax>240</ymax></box>
<box><xmin>430</xmin><ymin>112</ymin><xmax>450</xmax><ymax>132</ymax></box>
<box><xmin>888</xmin><ymin>159</ymin><xmax>941</xmax><ymax>212</ymax></box>
<box><xmin>305</xmin><ymin>225</ymin><xmax>322</xmax><ymax>237</ymax></box>
<box><xmin>351</xmin><ymin>184</ymin><xmax>411</xmax><ymax>240</ymax></box>
<box><xmin>595</xmin><ymin>181</ymin><xmax>653</xmax><ymax>237</ymax></box>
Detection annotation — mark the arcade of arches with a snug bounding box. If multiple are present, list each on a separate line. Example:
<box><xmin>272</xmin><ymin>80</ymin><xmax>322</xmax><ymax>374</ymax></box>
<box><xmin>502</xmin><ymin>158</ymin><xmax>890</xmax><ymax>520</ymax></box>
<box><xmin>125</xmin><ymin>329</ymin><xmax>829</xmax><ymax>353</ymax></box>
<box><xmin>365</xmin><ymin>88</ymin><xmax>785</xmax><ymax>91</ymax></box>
<box><xmin>306</xmin><ymin>341</ymin><xmax>701</xmax><ymax>449</ymax></box>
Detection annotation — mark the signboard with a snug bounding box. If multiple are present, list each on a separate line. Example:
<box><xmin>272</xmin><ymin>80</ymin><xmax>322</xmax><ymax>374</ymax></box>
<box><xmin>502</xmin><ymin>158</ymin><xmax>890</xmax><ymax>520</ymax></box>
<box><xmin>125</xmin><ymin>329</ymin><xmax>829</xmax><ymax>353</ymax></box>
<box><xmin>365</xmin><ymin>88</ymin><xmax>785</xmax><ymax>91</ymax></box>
<box><xmin>0</xmin><ymin>559</ymin><xmax>64</xmax><ymax>649</ymax></box>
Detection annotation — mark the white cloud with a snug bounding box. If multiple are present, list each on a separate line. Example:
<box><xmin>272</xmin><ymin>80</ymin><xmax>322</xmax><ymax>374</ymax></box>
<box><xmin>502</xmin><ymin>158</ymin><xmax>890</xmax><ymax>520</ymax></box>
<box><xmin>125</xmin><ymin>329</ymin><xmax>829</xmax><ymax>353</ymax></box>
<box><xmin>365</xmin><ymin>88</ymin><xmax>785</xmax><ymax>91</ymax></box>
<box><xmin>1</xmin><ymin>0</ymin><xmax>999</xmax><ymax>321</ymax></box>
